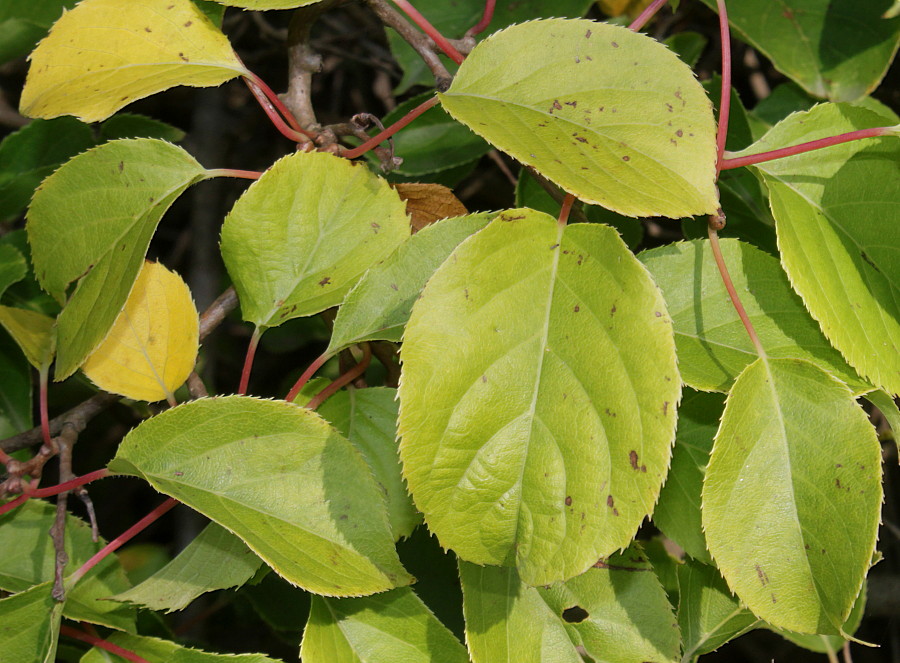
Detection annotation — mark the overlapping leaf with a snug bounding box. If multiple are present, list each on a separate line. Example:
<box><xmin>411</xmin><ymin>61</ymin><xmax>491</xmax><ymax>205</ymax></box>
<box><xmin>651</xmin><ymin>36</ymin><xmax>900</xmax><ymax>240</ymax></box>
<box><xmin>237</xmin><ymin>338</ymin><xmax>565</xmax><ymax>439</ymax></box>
<box><xmin>639</xmin><ymin>239</ymin><xmax>868</xmax><ymax>393</ymax></box>
<box><xmin>20</xmin><ymin>0</ymin><xmax>247</xmax><ymax>122</ymax></box>
<box><xmin>80</xmin><ymin>633</ymin><xmax>280</xmax><ymax>662</ymax></box>
<box><xmin>207</xmin><ymin>0</ymin><xmax>324</xmax><ymax>8</ymax></box>
<box><xmin>0</xmin><ymin>332</ymin><xmax>32</xmax><ymax>437</ymax></box>
<box><xmin>0</xmin><ymin>306</ymin><xmax>55</xmax><ymax>369</ymax></box>
<box><xmin>0</xmin><ymin>0</ymin><xmax>76</xmax><ymax>64</ymax></box>
<box><xmin>300</xmin><ymin>588</ymin><xmax>469</xmax><ymax>663</ymax></box>
<box><xmin>769</xmin><ymin>583</ymin><xmax>867</xmax><ymax>656</ymax></box>
<box><xmin>81</xmin><ymin>261</ymin><xmax>199</xmax><ymax>402</ymax></box>
<box><xmin>27</xmin><ymin>138</ymin><xmax>208</xmax><ymax>379</ymax></box>
<box><xmin>108</xmin><ymin>396</ymin><xmax>413</xmax><ymax>597</ymax></box>
<box><xmin>439</xmin><ymin>19</ymin><xmax>718</xmax><ymax>218</ymax></box>
<box><xmin>328</xmin><ymin>212</ymin><xmax>493</xmax><ymax>352</ymax></box>
<box><xmin>735</xmin><ymin>103</ymin><xmax>900</xmax><ymax>395</ymax></box>
<box><xmin>220</xmin><ymin>151</ymin><xmax>410</xmax><ymax>329</ymax></box>
<box><xmin>703</xmin><ymin>358</ymin><xmax>881</xmax><ymax>634</ymax></box>
<box><xmin>399</xmin><ymin>209</ymin><xmax>680</xmax><ymax>585</ymax></box>
<box><xmin>0</xmin><ymin>245</ymin><xmax>26</xmax><ymax>299</ymax></box>
<box><xmin>0</xmin><ymin>582</ymin><xmax>62</xmax><ymax>663</ymax></box>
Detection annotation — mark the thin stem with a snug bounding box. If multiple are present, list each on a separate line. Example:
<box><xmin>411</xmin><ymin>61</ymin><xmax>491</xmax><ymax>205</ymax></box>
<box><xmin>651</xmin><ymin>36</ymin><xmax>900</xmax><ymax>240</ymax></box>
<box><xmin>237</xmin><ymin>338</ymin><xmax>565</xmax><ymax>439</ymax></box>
<box><xmin>0</xmin><ymin>447</ymin><xmax>11</xmax><ymax>465</ymax></box>
<box><xmin>469</xmin><ymin>0</ymin><xmax>496</xmax><ymax>35</ymax></box>
<box><xmin>285</xmin><ymin>351</ymin><xmax>332</xmax><ymax>403</ymax></box>
<box><xmin>238</xmin><ymin>328</ymin><xmax>262</xmax><ymax>395</ymax></box>
<box><xmin>32</xmin><ymin>469</ymin><xmax>111</xmax><ymax>499</ymax></box>
<box><xmin>391</xmin><ymin>0</ymin><xmax>465</xmax><ymax>64</ymax></box>
<box><xmin>0</xmin><ymin>494</ymin><xmax>28</xmax><ymax>517</ymax></box>
<box><xmin>206</xmin><ymin>168</ymin><xmax>263</xmax><ymax>180</ymax></box>
<box><xmin>39</xmin><ymin>364</ymin><xmax>51</xmax><ymax>448</ymax></box>
<box><xmin>719</xmin><ymin>126</ymin><xmax>896</xmax><ymax>170</ymax></box>
<box><xmin>558</xmin><ymin>193</ymin><xmax>575</xmax><ymax>227</ymax></box>
<box><xmin>628</xmin><ymin>0</ymin><xmax>670</xmax><ymax>31</ymax></box>
<box><xmin>67</xmin><ymin>497</ymin><xmax>178</xmax><ymax>587</ymax></box>
<box><xmin>306</xmin><ymin>344</ymin><xmax>372</xmax><ymax>410</ymax></box>
<box><xmin>243</xmin><ymin>76</ymin><xmax>313</xmax><ymax>144</ymax></box>
<box><xmin>708</xmin><ymin>219</ymin><xmax>766</xmax><ymax>358</ymax></box>
<box><xmin>342</xmin><ymin>96</ymin><xmax>439</xmax><ymax>159</ymax></box>
<box><xmin>59</xmin><ymin>625</ymin><xmax>150</xmax><ymax>663</ymax></box>
<box><xmin>244</xmin><ymin>71</ymin><xmax>308</xmax><ymax>135</ymax></box>
<box><xmin>715</xmin><ymin>0</ymin><xmax>732</xmax><ymax>170</ymax></box>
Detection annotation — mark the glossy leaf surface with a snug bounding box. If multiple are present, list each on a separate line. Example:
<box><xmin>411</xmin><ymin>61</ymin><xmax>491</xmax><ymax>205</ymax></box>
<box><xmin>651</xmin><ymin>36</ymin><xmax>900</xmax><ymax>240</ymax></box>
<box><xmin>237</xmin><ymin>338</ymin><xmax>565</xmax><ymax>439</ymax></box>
<box><xmin>328</xmin><ymin>213</ymin><xmax>493</xmax><ymax>352</ymax></box>
<box><xmin>82</xmin><ymin>261</ymin><xmax>199</xmax><ymax>402</ymax></box>
<box><xmin>27</xmin><ymin>138</ymin><xmax>208</xmax><ymax>379</ymax></box>
<box><xmin>80</xmin><ymin>632</ymin><xmax>280</xmax><ymax>662</ymax></box>
<box><xmin>110</xmin><ymin>522</ymin><xmax>262</xmax><ymax>613</ymax></box>
<box><xmin>20</xmin><ymin>0</ymin><xmax>247</xmax><ymax>122</ymax></box>
<box><xmin>639</xmin><ymin>239</ymin><xmax>867</xmax><ymax>393</ymax></box>
<box><xmin>300</xmin><ymin>588</ymin><xmax>468</xmax><ymax>663</ymax></box>
<box><xmin>108</xmin><ymin>396</ymin><xmax>413</xmax><ymax>597</ymax></box>
<box><xmin>439</xmin><ymin>19</ymin><xmax>718</xmax><ymax>218</ymax></box>
<box><xmin>318</xmin><ymin>388</ymin><xmax>420</xmax><ymax>541</ymax></box>
<box><xmin>221</xmin><ymin>152</ymin><xmax>409</xmax><ymax>328</ymax></box>
<box><xmin>703</xmin><ymin>358</ymin><xmax>881</xmax><ymax>633</ymax></box>
<box><xmin>399</xmin><ymin>210</ymin><xmax>679</xmax><ymax>585</ymax></box>
<box><xmin>738</xmin><ymin>103</ymin><xmax>900</xmax><ymax>395</ymax></box>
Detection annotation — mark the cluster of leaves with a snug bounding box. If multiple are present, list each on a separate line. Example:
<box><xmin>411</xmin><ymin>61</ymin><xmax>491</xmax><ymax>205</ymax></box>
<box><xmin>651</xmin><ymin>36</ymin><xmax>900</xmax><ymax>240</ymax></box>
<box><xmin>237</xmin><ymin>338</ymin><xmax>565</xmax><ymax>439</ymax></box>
<box><xmin>0</xmin><ymin>0</ymin><xmax>898</xmax><ymax>662</ymax></box>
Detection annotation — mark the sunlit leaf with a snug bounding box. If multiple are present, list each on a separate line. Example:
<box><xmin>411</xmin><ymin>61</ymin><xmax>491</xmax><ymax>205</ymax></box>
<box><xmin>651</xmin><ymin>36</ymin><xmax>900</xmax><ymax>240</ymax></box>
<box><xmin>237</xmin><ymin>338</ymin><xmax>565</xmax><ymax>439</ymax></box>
<box><xmin>769</xmin><ymin>582</ymin><xmax>867</xmax><ymax>655</ymax></box>
<box><xmin>639</xmin><ymin>239</ymin><xmax>868</xmax><ymax>393</ymax></box>
<box><xmin>0</xmin><ymin>582</ymin><xmax>62</xmax><ymax>663</ymax></box>
<box><xmin>439</xmin><ymin>18</ymin><xmax>718</xmax><ymax>218</ymax></box>
<box><xmin>110</xmin><ymin>522</ymin><xmax>262</xmax><ymax>613</ymax></box>
<box><xmin>26</xmin><ymin>138</ymin><xmax>208</xmax><ymax>379</ymax></box>
<box><xmin>0</xmin><ymin>306</ymin><xmax>55</xmax><ymax>369</ymax></box>
<box><xmin>108</xmin><ymin>396</ymin><xmax>413</xmax><ymax>597</ymax></box>
<box><xmin>81</xmin><ymin>261</ymin><xmax>198</xmax><ymax>402</ymax></box>
<box><xmin>80</xmin><ymin>632</ymin><xmax>280</xmax><ymax>662</ymax></box>
<box><xmin>703</xmin><ymin>358</ymin><xmax>881</xmax><ymax>633</ymax></box>
<box><xmin>207</xmin><ymin>0</ymin><xmax>324</xmax><ymax>8</ymax></box>
<box><xmin>399</xmin><ymin>209</ymin><xmax>679</xmax><ymax>585</ymax></box>
<box><xmin>220</xmin><ymin>151</ymin><xmax>410</xmax><ymax>329</ymax></box>
<box><xmin>20</xmin><ymin>0</ymin><xmax>247</xmax><ymax>122</ymax></box>
<box><xmin>735</xmin><ymin>103</ymin><xmax>900</xmax><ymax>395</ymax></box>
<box><xmin>301</xmin><ymin>588</ymin><xmax>469</xmax><ymax>663</ymax></box>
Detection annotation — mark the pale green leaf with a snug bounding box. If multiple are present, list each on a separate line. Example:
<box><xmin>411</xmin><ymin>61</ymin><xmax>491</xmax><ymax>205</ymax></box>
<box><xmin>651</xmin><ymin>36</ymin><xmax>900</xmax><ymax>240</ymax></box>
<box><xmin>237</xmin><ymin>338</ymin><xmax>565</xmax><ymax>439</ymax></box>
<box><xmin>318</xmin><ymin>388</ymin><xmax>420</xmax><ymax>541</ymax></box>
<box><xmin>300</xmin><ymin>588</ymin><xmax>468</xmax><ymax>663</ymax></box>
<box><xmin>328</xmin><ymin>212</ymin><xmax>493</xmax><ymax>353</ymax></box>
<box><xmin>80</xmin><ymin>632</ymin><xmax>280</xmax><ymax>662</ymax></box>
<box><xmin>864</xmin><ymin>390</ymin><xmax>900</xmax><ymax>459</ymax></box>
<box><xmin>703</xmin><ymin>358</ymin><xmax>881</xmax><ymax>633</ymax></box>
<box><xmin>769</xmin><ymin>582</ymin><xmax>867</xmax><ymax>655</ymax></box>
<box><xmin>0</xmin><ymin>582</ymin><xmax>62</xmax><ymax>663</ymax></box>
<box><xmin>0</xmin><ymin>306</ymin><xmax>55</xmax><ymax>369</ymax></box>
<box><xmin>0</xmin><ymin>500</ymin><xmax>135</xmax><ymax>632</ymax></box>
<box><xmin>20</xmin><ymin>0</ymin><xmax>247</xmax><ymax>122</ymax></box>
<box><xmin>108</xmin><ymin>396</ymin><xmax>413</xmax><ymax>597</ymax></box>
<box><xmin>652</xmin><ymin>388</ymin><xmax>724</xmax><ymax>563</ymax></box>
<box><xmin>736</xmin><ymin>103</ymin><xmax>900</xmax><ymax>395</ymax></box>
<box><xmin>460</xmin><ymin>562</ymin><xmax>582</xmax><ymax>663</ymax></box>
<box><xmin>26</xmin><ymin>138</ymin><xmax>208</xmax><ymax>379</ymax></box>
<box><xmin>399</xmin><ymin>209</ymin><xmax>680</xmax><ymax>585</ymax></box>
<box><xmin>699</xmin><ymin>0</ymin><xmax>900</xmax><ymax>101</ymax></box>
<box><xmin>439</xmin><ymin>19</ymin><xmax>718</xmax><ymax>218</ymax></box>
<box><xmin>0</xmin><ymin>245</ymin><xmax>26</xmax><ymax>299</ymax></box>
<box><xmin>220</xmin><ymin>151</ymin><xmax>410</xmax><ymax>329</ymax></box>
<box><xmin>677</xmin><ymin>559</ymin><xmax>758</xmax><ymax>661</ymax></box>
<box><xmin>208</xmin><ymin>0</ymin><xmax>324</xmax><ymax>8</ymax></box>
<box><xmin>109</xmin><ymin>522</ymin><xmax>262</xmax><ymax>613</ymax></box>
<box><xmin>639</xmin><ymin>239</ymin><xmax>868</xmax><ymax>393</ymax></box>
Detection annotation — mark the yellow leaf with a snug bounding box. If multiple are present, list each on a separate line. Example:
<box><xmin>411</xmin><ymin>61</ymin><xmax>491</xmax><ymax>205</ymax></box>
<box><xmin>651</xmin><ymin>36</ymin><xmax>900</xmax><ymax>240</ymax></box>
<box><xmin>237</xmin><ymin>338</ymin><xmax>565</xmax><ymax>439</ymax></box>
<box><xmin>20</xmin><ymin>0</ymin><xmax>248</xmax><ymax>123</ymax></box>
<box><xmin>0</xmin><ymin>306</ymin><xmax>56</xmax><ymax>369</ymax></box>
<box><xmin>82</xmin><ymin>261</ymin><xmax>198</xmax><ymax>402</ymax></box>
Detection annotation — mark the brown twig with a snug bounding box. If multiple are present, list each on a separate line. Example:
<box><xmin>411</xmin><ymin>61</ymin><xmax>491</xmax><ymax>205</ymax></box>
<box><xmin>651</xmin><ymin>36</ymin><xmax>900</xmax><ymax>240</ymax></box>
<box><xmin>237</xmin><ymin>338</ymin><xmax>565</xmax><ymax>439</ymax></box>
<box><xmin>284</xmin><ymin>2</ymin><xmax>339</xmax><ymax>131</ymax></box>
<box><xmin>50</xmin><ymin>427</ymin><xmax>77</xmax><ymax>600</ymax></box>
<box><xmin>370</xmin><ymin>341</ymin><xmax>401</xmax><ymax>388</ymax></box>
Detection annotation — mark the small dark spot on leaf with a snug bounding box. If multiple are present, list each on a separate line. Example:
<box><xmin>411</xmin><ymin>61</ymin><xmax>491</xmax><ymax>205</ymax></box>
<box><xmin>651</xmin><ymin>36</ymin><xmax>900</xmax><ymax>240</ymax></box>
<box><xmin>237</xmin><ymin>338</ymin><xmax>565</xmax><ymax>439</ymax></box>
<box><xmin>390</xmin><ymin>283</ymin><xmax>398</xmax><ymax>291</ymax></box>
<box><xmin>755</xmin><ymin>564</ymin><xmax>769</xmax><ymax>585</ymax></box>
<box><xmin>565</xmin><ymin>496</ymin><xmax>572</xmax><ymax>506</ymax></box>
<box><xmin>174</xmin><ymin>471</ymin><xmax>183</xmax><ymax>477</ymax></box>
<box><xmin>339</xmin><ymin>514</ymin><xmax>348</xmax><ymax>520</ymax></box>
<box><xmin>464</xmin><ymin>288</ymin><xmax>469</xmax><ymax>300</ymax></box>
<box><xmin>611</xmin><ymin>41</ymin><xmax>619</xmax><ymax>48</ymax></box>
<box><xmin>574</xmin><ymin>56</ymin><xmax>581</xmax><ymax>63</ymax></box>
<box><xmin>481</xmin><ymin>375</ymin><xmax>487</xmax><ymax>383</ymax></box>
<box><xmin>553</xmin><ymin>99</ymin><xmax>562</xmax><ymax>110</ymax></box>
<box><xmin>550</xmin><ymin>243</ymin><xmax>560</xmax><ymax>249</ymax></box>
<box><xmin>585</xmin><ymin>29</ymin><xmax>592</xmax><ymax>38</ymax></box>
<box><xmin>371</xmin><ymin>222</ymin><xmax>381</xmax><ymax>233</ymax></box>
<box><xmin>184</xmin><ymin>20</ymin><xmax>193</xmax><ymax>27</ymax></box>
<box><xmin>562</xmin><ymin>606</ymin><xmax>589</xmax><ymax>623</ymax></box>
<box><xmin>622</xmin><ymin>155</ymin><xmax>630</xmax><ymax>161</ymax></box>
<box><xmin>117</xmin><ymin>161</ymin><xmax>124</xmax><ymax>172</ymax></box>
<box><xmin>783</xmin><ymin>8</ymin><xmax>794</xmax><ymax>19</ymax></box>
<box><xmin>319</xmin><ymin>276</ymin><xmax>331</xmax><ymax>287</ymax></box>
<box><xmin>574</xmin><ymin>135</ymin><xmax>588</xmax><ymax>143</ymax></box>
<box><xmin>144</xmin><ymin>27</ymin><xmax>152</xmax><ymax>33</ymax></box>
<box><xmin>574</xmin><ymin>305</ymin><xmax>580</xmax><ymax>313</ymax></box>
<box><xmin>610</xmin><ymin>305</ymin><xmax>617</xmax><ymax>315</ymax></box>
<box><xmin>605</xmin><ymin>408</ymin><xmax>616</xmax><ymax>417</ymax></box>
<box><xmin>178</xmin><ymin>52</ymin><xmax>189</xmax><ymax>62</ymax></box>
<box><xmin>663</xmin><ymin>401</ymin><xmax>669</xmax><ymax>415</ymax></box>
<box><xmin>629</xmin><ymin>450</ymin><xmax>639</xmax><ymax>470</ymax></box>
<box><xmin>771</xmin><ymin>593</ymin><xmax>777</xmax><ymax>603</ymax></box>
<box><xmin>565</xmin><ymin>101</ymin><xmax>577</xmax><ymax>107</ymax></box>
<box><xmin>655</xmin><ymin>311</ymin><xmax>662</xmax><ymax>317</ymax></box>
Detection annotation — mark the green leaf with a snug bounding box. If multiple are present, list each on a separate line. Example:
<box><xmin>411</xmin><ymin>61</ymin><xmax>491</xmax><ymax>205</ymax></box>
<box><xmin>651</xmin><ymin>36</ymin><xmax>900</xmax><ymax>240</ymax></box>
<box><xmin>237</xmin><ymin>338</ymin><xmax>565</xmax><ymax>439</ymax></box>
<box><xmin>0</xmin><ymin>117</ymin><xmax>95</xmax><ymax>223</ymax></box>
<box><xmin>737</xmin><ymin>103</ymin><xmax>900</xmax><ymax>395</ymax></box>
<box><xmin>100</xmin><ymin>113</ymin><xmax>186</xmax><ymax>143</ymax></box>
<box><xmin>439</xmin><ymin>19</ymin><xmax>718</xmax><ymax>218</ymax></box>
<box><xmin>700</xmin><ymin>0</ymin><xmax>900</xmax><ymax>101</ymax></box>
<box><xmin>0</xmin><ymin>499</ymin><xmax>136</xmax><ymax>631</ymax></box>
<box><xmin>865</xmin><ymin>390</ymin><xmax>900</xmax><ymax>459</ymax></box>
<box><xmin>0</xmin><ymin>245</ymin><xmax>26</xmax><ymax>299</ymax></box>
<box><xmin>206</xmin><ymin>0</ymin><xmax>323</xmax><ymax>8</ymax></box>
<box><xmin>318</xmin><ymin>388</ymin><xmax>420</xmax><ymax>541</ymax></box>
<box><xmin>460</xmin><ymin>562</ymin><xmax>582</xmax><ymax>663</ymax></box>
<box><xmin>677</xmin><ymin>559</ymin><xmax>758</xmax><ymax>661</ymax></box>
<box><xmin>108</xmin><ymin>396</ymin><xmax>413</xmax><ymax>597</ymax></box>
<box><xmin>399</xmin><ymin>209</ymin><xmax>680</xmax><ymax>585</ymax></box>
<box><xmin>0</xmin><ymin>306</ymin><xmax>55</xmax><ymax>369</ymax></box>
<box><xmin>26</xmin><ymin>138</ymin><xmax>209</xmax><ymax>379</ymax></box>
<box><xmin>639</xmin><ymin>239</ymin><xmax>868</xmax><ymax>393</ymax></box>
<box><xmin>109</xmin><ymin>522</ymin><xmax>263</xmax><ymax>612</ymax></box>
<box><xmin>702</xmin><ymin>358</ymin><xmax>881</xmax><ymax>634</ymax></box>
<box><xmin>20</xmin><ymin>0</ymin><xmax>247</xmax><ymax>123</ymax></box>
<box><xmin>328</xmin><ymin>212</ymin><xmax>493</xmax><ymax>352</ymax></box>
<box><xmin>514</xmin><ymin>170</ymin><xmax>643</xmax><ymax>249</ymax></box>
<box><xmin>749</xmin><ymin>82</ymin><xmax>817</xmax><ymax>131</ymax></box>
<box><xmin>79</xmin><ymin>632</ymin><xmax>280</xmax><ymax>662</ymax></box>
<box><xmin>664</xmin><ymin>31</ymin><xmax>708</xmax><ymax>68</ymax></box>
<box><xmin>0</xmin><ymin>0</ymin><xmax>76</xmax><ymax>64</ymax></box>
<box><xmin>769</xmin><ymin>582</ymin><xmax>867</xmax><ymax>655</ymax></box>
<box><xmin>220</xmin><ymin>151</ymin><xmax>410</xmax><ymax>329</ymax></box>
<box><xmin>300</xmin><ymin>588</ymin><xmax>469</xmax><ymax>663</ymax></box>
<box><xmin>652</xmin><ymin>388</ymin><xmax>724</xmax><ymax>563</ymax></box>
<box><xmin>0</xmin><ymin>330</ymin><xmax>33</xmax><ymax>437</ymax></box>
<box><xmin>0</xmin><ymin>582</ymin><xmax>62</xmax><ymax>663</ymax></box>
